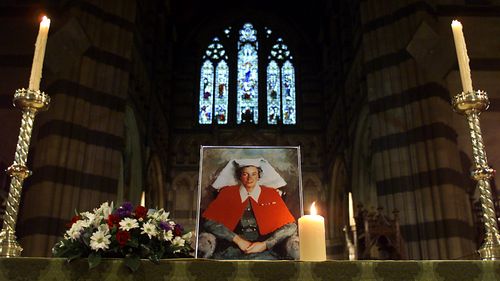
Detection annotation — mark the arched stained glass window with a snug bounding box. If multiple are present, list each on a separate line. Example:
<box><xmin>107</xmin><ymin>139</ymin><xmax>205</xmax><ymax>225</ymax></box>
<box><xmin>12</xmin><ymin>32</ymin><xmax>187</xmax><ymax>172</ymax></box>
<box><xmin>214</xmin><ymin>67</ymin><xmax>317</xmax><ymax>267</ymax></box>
<box><xmin>199</xmin><ymin>60</ymin><xmax>214</xmax><ymax>124</ymax></box>
<box><xmin>214</xmin><ymin>60</ymin><xmax>229</xmax><ymax>124</ymax></box>
<box><xmin>266</xmin><ymin>38</ymin><xmax>296</xmax><ymax>124</ymax></box>
<box><xmin>267</xmin><ymin>60</ymin><xmax>280</xmax><ymax>124</ymax></box>
<box><xmin>199</xmin><ymin>38</ymin><xmax>228</xmax><ymax>124</ymax></box>
<box><xmin>237</xmin><ymin>23</ymin><xmax>258</xmax><ymax>124</ymax></box>
<box><xmin>282</xmin><ymin>61</ymin><xmax>296</xmax><ymax>124</ymax></box>
<box><xmin>198</xmin><ymin>24</ymin><xmax>296</xmax><ymax>126</ymax></box>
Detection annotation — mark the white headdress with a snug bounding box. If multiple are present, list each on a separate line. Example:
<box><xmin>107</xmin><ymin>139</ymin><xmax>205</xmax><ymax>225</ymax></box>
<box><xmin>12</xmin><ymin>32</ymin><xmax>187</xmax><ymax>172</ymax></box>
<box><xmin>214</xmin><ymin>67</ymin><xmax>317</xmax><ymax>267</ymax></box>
<box><xmin>211</xmin><ymin>158</ymin><xmax>287</xmax><ymax>189</ymax></box>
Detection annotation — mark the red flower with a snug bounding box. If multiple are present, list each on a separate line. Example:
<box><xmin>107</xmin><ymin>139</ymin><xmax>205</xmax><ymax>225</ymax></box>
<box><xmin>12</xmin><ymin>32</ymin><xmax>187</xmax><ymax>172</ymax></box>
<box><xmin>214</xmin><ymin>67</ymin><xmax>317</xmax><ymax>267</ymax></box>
<box><xmin>107</xmin><ymin>214</ymin><xmax>120</xmax><ymax>228</ymax></box>
<box><xmin>66</xmin><ymin>215</ymin><xmax>81</xmax><ymax>228</ymax></box>
<box><xmin>174</xmin><ymin>224</ymin><xmax>184</xmax><ymax>236</ymax></box>
<box><xmin>116</xmin><ymin>231</ymin><xmax>130</xmax><ymax>247</ymax></box>
<box><xmin>134</xmin><ymin>206</ymin><xmax>147</xmax><ymax>219</ymax></box>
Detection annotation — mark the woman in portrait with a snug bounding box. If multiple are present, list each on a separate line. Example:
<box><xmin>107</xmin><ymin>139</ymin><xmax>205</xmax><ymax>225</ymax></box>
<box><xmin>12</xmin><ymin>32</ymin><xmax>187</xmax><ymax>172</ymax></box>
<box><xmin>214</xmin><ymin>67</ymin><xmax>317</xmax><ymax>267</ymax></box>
<box><xmin>199</xmin><ymin>158</ymin><xmax>298</xmax><ymax>259</ymax></box>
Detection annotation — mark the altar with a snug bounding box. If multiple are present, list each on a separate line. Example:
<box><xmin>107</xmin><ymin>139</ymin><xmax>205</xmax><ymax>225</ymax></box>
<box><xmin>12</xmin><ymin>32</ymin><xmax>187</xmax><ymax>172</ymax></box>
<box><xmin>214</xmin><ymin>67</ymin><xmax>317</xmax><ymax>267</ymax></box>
<box><xmin>3</xmin><ymin>2</ymin><xmax>500</xmax><ymax>276</ymax></box>
<box><xmin>0</xmin><ymin>258</ymin><xmax>498</xmax><ymax>281</ymax></box>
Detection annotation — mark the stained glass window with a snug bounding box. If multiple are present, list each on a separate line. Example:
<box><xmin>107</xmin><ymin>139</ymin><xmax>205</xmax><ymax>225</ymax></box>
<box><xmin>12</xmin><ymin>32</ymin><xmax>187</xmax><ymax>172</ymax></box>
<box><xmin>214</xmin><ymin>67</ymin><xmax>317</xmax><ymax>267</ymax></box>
<box><xmin>215</xmin><ymin>60</ymin><xmax>229</xmax><ymax>124</ymax></box>
<box><xmin>237</xmin><ymin>23</ymin><xmax>258</xmax><ymax>124</ymax></box>
<box><xmin>267</xmin><ymin>60</ymin><xmax>280</xmax><ymax>124</ymax></box>
<box><xmin>199</xmin><ymin>37</ymin><xmax>228</xmax><ymax>124</ymax></box>
<box><xmin>199</xmin><ymin>25</ymin><xmax>296</xmax><ymax>125</ymax></box>
<box><xmin>199</xmin><ymin>60</ymin><xmax>213</xmax><ymax>124</ymax></box>
<box><xmin>266</xmin><ymin>38</ymin><xmax>296</xmax><ymax>125</ymax></box>
<box><xmin>282</xmin><ymin>61</ymin><xmax>296</xmax><ymax>124</ymax></box>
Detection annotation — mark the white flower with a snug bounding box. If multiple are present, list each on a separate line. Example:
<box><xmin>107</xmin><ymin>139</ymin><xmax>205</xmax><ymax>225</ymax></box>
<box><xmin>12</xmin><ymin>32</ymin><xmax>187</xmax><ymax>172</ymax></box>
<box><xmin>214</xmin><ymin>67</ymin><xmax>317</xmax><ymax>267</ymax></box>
<box><xmin>78</xmin><ymin>219</ymin><xmax>91</xmax><ymax>228</ymax></box>
<box><xmin>147</xmin><ymin>209</ymin><xmax>158</xmax><ymax>218</ymax></box>
<box><xmin>97</xmin><ymin>223</ymin><xmax>109</xmax><ymax>234</ymax></box>
<box><xmin>182</xmin><ymin>231</ymin><xmax>193</xmax><ymax>240</ymax></box>
<box><xmin>90</xmin><ymin>229</ymin><xmax>111</xmax><ymax>251</ymax></box>
<box><xmin>148</xmin><ymin>209</ymin><xmax>170</xmax><ymax>221</ymax></box>
<box><xmin>172</xmin><ymin>236</ymin><xmax>185</xmax><ymax>247</ymax></box>
<box><xmin>163</xmin><ymin>230</ymin><xmax>173</xmax><ymax>241</ymax></box>
<box><xmin>96</xmin><ymin>202</ymin><xmax>113</xmax><ymax>217</ymax></box>
<box><xmin>66</xmin><ymin>229</ymin><xmax>80</xmax><ymax>240</ymax></box>
<box><xmin>159</xmin><ymin>211</ymin><xmax>170</xmax><ymax>221</ymax></box>
<box><xmin>81</xmin><ymin>211</ymin><xmax>101</xmax><ymax>227</ymax></box>
<box><xmin>141</xmin><ymin>222</ymin><xmax>158</xmax><ymax>239</ymax></box>
<box><xmin>66</xmin><ymin>226</ymin><xmax>81</xmax><ymax>240</ymax></box>
<box><xmin>94</xmin><ymin>216</ymin><xmax>105</xmax><ymax>227</ymax></box>
<box><xmin>65</xmin><ymin>220</ymin><xmax>89</xmax><ymax>240</ymax></box>
<box><xmin>119</xmin><ymin>218</ymin><xmax>139</xmax><ymax>231</ymax></box>
<box><xmin>81</xmin><ymin>212</ymin><xmax>95</xmax><ymax>222</ymax></box>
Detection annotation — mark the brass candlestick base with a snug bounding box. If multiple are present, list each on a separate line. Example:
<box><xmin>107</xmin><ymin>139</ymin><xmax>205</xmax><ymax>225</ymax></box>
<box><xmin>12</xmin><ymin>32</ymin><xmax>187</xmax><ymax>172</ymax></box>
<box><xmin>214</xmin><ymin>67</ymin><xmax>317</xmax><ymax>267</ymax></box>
<box><xmin>0</xmin><ymin>88</ymin><xmax>50</xmax><ymax>257</ymax></box>
<box><xmin>452</xmin><ymin>90</ymin><xmax>500</xmax><ymax>260</ymax></box>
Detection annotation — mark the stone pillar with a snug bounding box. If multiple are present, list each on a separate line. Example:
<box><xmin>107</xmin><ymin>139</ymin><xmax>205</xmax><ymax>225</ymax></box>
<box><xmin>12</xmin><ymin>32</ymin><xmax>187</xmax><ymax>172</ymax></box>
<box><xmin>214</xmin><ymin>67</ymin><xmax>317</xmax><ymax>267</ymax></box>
<box><xmin>18</xmin><ymin>0</ymin><xmax>136</xmax><ymax>256</ymax></box>
<box><xmin>360</xmin><ymin>0</ymin><xmax>475</xmax><ymax>259</ymax></box>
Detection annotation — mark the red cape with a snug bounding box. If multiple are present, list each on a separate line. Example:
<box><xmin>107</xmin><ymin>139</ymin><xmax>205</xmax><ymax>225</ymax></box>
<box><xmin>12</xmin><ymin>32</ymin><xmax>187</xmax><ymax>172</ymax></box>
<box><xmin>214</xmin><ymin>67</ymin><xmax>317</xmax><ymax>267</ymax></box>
<box><xmin>202</xmin><ymin>185</ymin><xmax>296</xmax><ymax>235</ymax></box>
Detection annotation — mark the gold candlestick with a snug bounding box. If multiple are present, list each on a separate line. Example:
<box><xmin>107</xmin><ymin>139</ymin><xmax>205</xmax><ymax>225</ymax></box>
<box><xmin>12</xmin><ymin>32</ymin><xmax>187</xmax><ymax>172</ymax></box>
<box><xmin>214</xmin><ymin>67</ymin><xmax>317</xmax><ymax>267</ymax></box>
<box><xmin>452</xmin><ymin>90</ymin><xmax>500</xmax><ymax>260</ymax></box>
<box><xmin>0</xmin><ymin>88</ymin><xmax>50</xmax><ymax>257</ymax></box>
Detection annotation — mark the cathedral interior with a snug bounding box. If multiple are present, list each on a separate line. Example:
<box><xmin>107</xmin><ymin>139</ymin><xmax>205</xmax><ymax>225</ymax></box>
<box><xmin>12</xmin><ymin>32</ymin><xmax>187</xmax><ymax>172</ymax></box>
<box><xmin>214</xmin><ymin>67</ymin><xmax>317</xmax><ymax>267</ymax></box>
<box><xmin>0</xmin><ymin>0</ymin><xmax>499</xmax><ymax>259</ymax></box>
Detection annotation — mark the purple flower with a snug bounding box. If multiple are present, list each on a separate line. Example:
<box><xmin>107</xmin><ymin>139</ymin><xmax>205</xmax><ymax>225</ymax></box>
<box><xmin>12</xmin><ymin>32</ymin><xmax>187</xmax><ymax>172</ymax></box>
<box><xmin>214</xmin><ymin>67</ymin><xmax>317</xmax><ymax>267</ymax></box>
<box><xmin>116</xmin><ymin>202</ymin><xmax>134</xmax><ymax>218</ymax></box>
<box><xmin>122</xmin><ymin>202</ymin><xmax>134</xmax><ymax>211</ymax></box>
<box><xmin>159</xmin><ymin>221</ymin><xmax>172</xmax><ymax>231</ymax></box>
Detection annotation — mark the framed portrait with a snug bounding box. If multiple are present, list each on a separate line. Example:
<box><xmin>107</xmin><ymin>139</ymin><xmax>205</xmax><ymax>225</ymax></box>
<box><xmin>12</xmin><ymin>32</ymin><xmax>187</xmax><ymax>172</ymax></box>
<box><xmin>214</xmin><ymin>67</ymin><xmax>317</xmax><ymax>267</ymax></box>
<box><xmin>195</xmin><ymin>146</ymin><xmax>304</xmax><ymax>260</ymax></box>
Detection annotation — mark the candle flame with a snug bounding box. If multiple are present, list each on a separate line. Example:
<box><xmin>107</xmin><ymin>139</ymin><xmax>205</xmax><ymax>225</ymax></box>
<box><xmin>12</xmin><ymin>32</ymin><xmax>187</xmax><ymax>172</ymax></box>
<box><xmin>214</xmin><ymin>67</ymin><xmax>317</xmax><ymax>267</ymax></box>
<box><xmin>41</xmin><ymin>16</ymin><xmax>51</xmax><ymax>28</ymax></box>
<box><xmin>451</xmin><ymin>20</ymin><xmax>462</xmax><ymax>27</ymax></box>
<box><xmin>310</xmin><ymin>201</ymin><xmax>317</xmax><ymax>216</ymax></box>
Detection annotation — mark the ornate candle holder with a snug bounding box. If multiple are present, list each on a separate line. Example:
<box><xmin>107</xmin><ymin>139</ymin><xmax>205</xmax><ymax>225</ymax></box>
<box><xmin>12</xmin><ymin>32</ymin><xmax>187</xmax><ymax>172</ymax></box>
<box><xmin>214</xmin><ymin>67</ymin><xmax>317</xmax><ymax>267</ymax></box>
<box><xmin>452</xmin><ymin>90</ymin><xmax>500</xmax><ymax>260</ymax></box>
<box><xmin>0</xmin><ymin>88</ymin><xmax>50</xmax><ymax>257</ymax></box>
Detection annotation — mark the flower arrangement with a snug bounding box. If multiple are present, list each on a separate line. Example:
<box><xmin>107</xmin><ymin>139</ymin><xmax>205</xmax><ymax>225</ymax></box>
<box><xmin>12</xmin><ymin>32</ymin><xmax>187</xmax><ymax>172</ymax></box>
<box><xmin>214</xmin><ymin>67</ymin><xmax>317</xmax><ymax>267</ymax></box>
<box><xmin>52</xmin><ymin>202</ymin><xmax>193</xmax><ymax>271</ymax></box>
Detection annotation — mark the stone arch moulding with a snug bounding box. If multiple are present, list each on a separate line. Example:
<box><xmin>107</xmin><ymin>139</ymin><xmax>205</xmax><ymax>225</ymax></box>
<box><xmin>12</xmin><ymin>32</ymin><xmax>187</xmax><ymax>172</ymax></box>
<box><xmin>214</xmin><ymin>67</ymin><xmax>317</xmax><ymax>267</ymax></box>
<box><xmin>351</xmin><ymin>104</ymin><xmax>377</xmax><ymax>209</ymax></box>
<box><xmin>147</xmin><ymin>154</ymin><xmax>166</xmax><ymax>209</ymax></box>
<box><xmin>118</xmin><ymin>104</ymin><xmax>144</xmax><ymax>205</ymax></box>
<box><xmin>328</xmin><ymin>157</ymin><xmax>348</xmax><ymax>239</ymax></box>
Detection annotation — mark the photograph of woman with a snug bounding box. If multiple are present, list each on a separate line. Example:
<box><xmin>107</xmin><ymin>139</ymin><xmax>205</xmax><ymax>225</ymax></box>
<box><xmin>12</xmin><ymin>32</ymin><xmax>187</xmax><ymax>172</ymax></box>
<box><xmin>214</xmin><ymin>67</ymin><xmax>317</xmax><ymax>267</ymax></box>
<box><xmin>196</xmin><ymin>147</ymin><xmax>303</xmax><ymax>260</ymax></box>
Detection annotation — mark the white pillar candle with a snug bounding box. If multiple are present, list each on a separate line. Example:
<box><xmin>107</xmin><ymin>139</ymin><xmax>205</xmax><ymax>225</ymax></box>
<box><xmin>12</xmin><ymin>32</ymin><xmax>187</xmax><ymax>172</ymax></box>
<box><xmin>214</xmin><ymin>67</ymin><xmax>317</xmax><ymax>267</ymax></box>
<box><xmin>451</xmin><ymin>20</ymin><xmax>473</xmax><ymax>93</ymax></box>
<box><xmin>348</xmin><ymin>192</ymin><xmax>355</xmax><ymax>226</ymax></box>
<box><xmin>298</xmin><ymin>202</ymin><xmax>326</xmax><ymax>261</ymax></box>
<box><xmin>29</xmin><ymin>16</ymin><xmax>51</xmax><ymax>91</ymax></box>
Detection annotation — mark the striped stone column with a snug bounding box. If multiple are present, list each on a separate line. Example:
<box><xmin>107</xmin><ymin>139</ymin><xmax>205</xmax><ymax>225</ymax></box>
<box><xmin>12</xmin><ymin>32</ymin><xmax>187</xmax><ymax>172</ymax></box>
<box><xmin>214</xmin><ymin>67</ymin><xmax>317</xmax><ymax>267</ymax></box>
<box><xmin>17</xmin><ymin>0</ymin><xmax>136</xmax><ymax>256</ymax></box>
<box><xmin>360</xmin><ymin>0</ymin><xmax>475</xmax><ymax>259</ymax></box>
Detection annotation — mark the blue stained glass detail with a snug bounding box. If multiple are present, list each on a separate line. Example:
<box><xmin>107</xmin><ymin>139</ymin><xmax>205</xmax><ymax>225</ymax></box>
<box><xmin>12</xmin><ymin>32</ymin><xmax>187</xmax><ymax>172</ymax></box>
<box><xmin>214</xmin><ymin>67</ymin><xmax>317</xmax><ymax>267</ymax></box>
<box><xmin>215</xmin><ymin>60</ymin><xmax>229</xmax><ymax>124</ymax></box>
<box><xmin>282</xmin><ymin>61</ymin><xmax>296</xmax><ymax>125</ymax></box>
<box><xmin>239</xmin><ymin>23</ymin><xmax>257</xmax><ymax>42</ymax></box>
<box><xmin>199</xmin><ymin>60</ymin><xmax>214</xmax><ymax>124</ymax></box>
<box><xmin>267</xmin><ymin>60</ymin><xmax>280</xmax><ymax>124</ymax></box>
<box><xmin>237</xmin><ymin>43</ymin><xmax>258</xmax><ymax>124</ymax></box>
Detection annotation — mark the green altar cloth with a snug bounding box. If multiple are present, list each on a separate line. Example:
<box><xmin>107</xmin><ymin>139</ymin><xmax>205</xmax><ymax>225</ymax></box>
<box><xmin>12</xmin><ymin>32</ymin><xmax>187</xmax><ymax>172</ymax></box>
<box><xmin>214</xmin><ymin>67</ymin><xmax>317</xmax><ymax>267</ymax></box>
<box><xmin>0</xmin><ymin>258</ymin><xmax>498</xmax><ymax>281</ymax></box>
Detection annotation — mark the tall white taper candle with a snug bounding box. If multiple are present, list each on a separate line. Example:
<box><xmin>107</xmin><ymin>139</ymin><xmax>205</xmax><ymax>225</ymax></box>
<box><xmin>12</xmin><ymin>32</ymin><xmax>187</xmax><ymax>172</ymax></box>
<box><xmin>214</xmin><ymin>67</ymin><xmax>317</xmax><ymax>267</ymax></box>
<box><xmin>29</xmin><ymin>16</ymin><xmax>51</xmax><ymax>91</ymax></box>
<box><xmin>451</xmin><ymin>20</ymin><xmax>473</xmax><ymax>93</ymax></box>
<box><xmin>348</xmin><ymin>192</ymin><xmax>355</xmax><ymax>226</ymax></box>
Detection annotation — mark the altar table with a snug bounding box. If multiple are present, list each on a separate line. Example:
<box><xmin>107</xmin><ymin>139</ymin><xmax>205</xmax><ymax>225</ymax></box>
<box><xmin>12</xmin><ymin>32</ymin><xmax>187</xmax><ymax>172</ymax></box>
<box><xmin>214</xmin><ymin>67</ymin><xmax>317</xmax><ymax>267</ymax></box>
<box><xmin>0</xmin><ymin>258</ymin><xmax>498</xmax><ymax>280</ymax></box>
